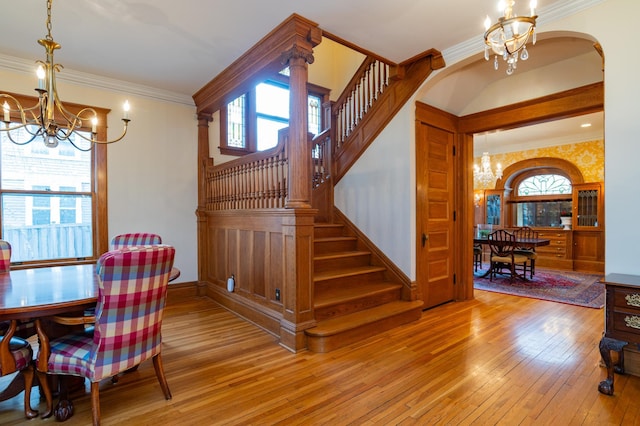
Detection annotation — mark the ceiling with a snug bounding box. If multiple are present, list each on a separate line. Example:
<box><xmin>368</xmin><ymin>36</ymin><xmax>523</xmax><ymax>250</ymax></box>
<box><xmin>0</xmin><ymin>0</ymin><xmax>604</xmax><ymax>151</ymax></box>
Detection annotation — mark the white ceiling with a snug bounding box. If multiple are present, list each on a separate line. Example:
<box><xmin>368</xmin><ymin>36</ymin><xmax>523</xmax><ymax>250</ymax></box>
<box><xmin>0</xmin><ymin>0</ymin><xmax>604</xmax><ymax>151</ymax></box>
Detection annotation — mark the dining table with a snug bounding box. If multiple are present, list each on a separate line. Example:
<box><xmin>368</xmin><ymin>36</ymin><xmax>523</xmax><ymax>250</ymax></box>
<box><xmin>0</xmin><ymin>263</ymin><xmax>180</xmax><ymax>419</ymax></box>
<box><xmin>473</xmin><ymin>236</ymin><xmax>550</xmax><ymax>279</ymax></box>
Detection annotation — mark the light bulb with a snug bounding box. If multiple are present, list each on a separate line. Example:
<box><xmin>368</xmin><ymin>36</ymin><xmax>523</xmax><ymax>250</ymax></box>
<box><xmin>123</xmin><ymin>100</ymin><xmax>130</xmax><ymax>120</ymax></box>
<box><xmin>36</xmin><ymin>65</ymin><xmax>45</xmax><ymax>90</ymax></box>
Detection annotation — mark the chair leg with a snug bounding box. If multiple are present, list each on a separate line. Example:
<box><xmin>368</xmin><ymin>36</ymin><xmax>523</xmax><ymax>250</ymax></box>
<box><xmin>152</xmin><ymin>354</ymin><xmax>172</xmax><ymax>400</ymax></box>
<box><xmin>22</xmin><ymin>365</ymin><xmax>38</xmax><ymax>419</ymax></box>
<box><xmin>36</xmin><ymin>370</ymin><xmax>53</xmax><ymax>419</ymax></box>
<box><xmin>91</xmin><ymin>381</ymin><xmax>101</xmax><ymax>426</ymax></box>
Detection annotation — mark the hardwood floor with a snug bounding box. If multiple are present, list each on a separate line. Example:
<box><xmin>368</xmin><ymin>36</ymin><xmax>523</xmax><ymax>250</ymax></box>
<box><xmin>1</xmin><ymin>290</ymin><xmax>639</xmax><ymax>425</ymax></box>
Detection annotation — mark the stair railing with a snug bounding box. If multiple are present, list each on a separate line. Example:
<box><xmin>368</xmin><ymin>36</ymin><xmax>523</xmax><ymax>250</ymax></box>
<box><xmin>332</xmin><ymin>57</ymin><xmax>390</xmax><ymax>150</ymax></box>
<box><xmin>205</xmin><ymin>132</ymin><xmax>288</xmax><ymax>211</ymax></box>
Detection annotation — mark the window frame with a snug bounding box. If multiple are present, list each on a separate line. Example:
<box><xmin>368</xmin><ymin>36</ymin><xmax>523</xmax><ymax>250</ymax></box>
<box><xmin>219</xmin><ymin>74</ymin><xmax>330</xmax><ymax>156</ymax></box>
<box><xmin>0</xmin><ymin>91</ymin><xmax>109</xmax><ymax>268</ymax></box>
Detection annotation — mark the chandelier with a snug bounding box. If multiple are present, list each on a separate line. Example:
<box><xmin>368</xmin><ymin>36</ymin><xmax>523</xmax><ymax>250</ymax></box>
<box><xmin>474</xmin><ymin>152</ymin><xmax>503</xmax><ymax>187</ymax></box>
<box><xmin>0</xmin><ymin>0</ymin><xmax>130</xmax><ymax>151</ymax></box>
<box><xmin>483</xmin><ymin>0</ymin><xmax>538</xmax><ymax>75</ymax></box>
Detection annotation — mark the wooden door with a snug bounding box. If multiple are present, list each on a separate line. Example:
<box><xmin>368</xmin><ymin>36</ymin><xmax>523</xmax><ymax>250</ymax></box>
<box><xmin>416</xmin><ymin>122</ymin><xmax>455</xmax><ymax>309</ymax></box>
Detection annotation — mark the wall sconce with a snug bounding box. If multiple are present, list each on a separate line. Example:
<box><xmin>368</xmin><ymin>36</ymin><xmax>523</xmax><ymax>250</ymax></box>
<box><xmin>474</xmin><ymin>192</ymin><xmax>483</xmax><ymax>208</ymax></box>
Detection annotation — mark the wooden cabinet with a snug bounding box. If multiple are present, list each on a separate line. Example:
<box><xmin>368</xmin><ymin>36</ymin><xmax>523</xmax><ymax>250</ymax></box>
<box><xmin>599</xmin><ymin>274</ymin><xmax>640</xmax><ymax>395</ymax></box>
<box><xmin>535</xmin><ymin>230</ymin><xmax>573</xmax><ymax>270</ymax></box>
<box><xmin>484</xmin><ymin>189</ymin><xmax>504</xmax><ymax>226</ymax></box>
<box><xmin>573</xmin><ymin>182</ymin><xmax>603</xmax><ymax>230</ymax></box>
<box><xmin>573</xmin><ymin>230</ymin><xmax>604</xmax><ymax>272</ymax></box>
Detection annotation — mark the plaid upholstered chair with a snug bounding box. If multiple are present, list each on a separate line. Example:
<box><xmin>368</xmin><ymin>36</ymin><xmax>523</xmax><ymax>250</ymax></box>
<box><xmin>36</xmin><ymin>245</ymin><xmax>175</xmax><ymax>425</ymax></box>
<box><xmin>110</xmin><ymin>232</ymin><xmax>162</xmax><ymax>250</ymax></box>
<box><xmin>0</xmin><ymin>239</ymin><xmax>10</xmax><ymax>272</ymax></box>
<box><xmin>0</xmin><ymin>320</ymin><xmax>38</xmax><ymax>419</ymax></box>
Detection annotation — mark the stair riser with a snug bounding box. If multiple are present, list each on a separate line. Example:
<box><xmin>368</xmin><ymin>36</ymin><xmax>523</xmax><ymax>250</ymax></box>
<box><xmin>314</xmin><ymin>239</ymin><xmax>357</xmax><ymax>255</ymax></box>
<box><xmin>306</xmin><ymin>308</ymin><xmax>422</xmax><ymax>353</ymax></box>
<box><xmin>314</xmin><ymin>271</ymin><xmax>387</xmax><ymax>291</ymax></box>
<box><xmin>314</xmin><ymin>288</ymin><xmax>402</xmax><ymax>321</ymax></box>
<box><xmin>314</xmin><ymin>254</ymin><xmax>371</xmax><ymax>273</ymax></box>
<box><xmin>314</xmin><ymin>226</ymin><xmax>345</xmax><ymax>239</ymax></box>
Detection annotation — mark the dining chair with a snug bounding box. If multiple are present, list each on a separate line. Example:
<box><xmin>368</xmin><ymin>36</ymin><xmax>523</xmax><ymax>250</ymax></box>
<box><xmin>513</xmin><ymin>226</ymin><xmax>538</xmax><ymax>279</ymax></box>
<box><xmin>110</xmin><ymin>232</ymin><xmax>162</xmax><ymax>250</ymax></box>
<box><xmin>487</xmin><ymin>230</ymin><xmax>528</xmax><ymax>282</ymax></box>
<box><xmin>473</xmin><ymin>244</ymin><xmax>483</xmax><ymax>272</ymax></box>
<box><xmin>35</xmin><ymin>245</ymin><xmax>175</xmax><ymax>425</ymax></box>
<box><xmin>0</xmin><ymin>320</ymin><xmax>38</xmax><ymax>419</ymax></box>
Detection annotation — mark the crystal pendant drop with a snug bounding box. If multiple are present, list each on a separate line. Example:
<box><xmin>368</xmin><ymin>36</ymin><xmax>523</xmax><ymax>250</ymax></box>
<box><xmin>494</xmin><ymin>55</ymin><xmax>499</xmax><ymax>70</ymax></box>
<box><xmin>521</xmin><ymin>46</ymin><xmax>529</xmax><ymax>60</ymax></box>
<box><xmin>484</xmin><ymin>46</ymin><xmax>489</xmax><ymax>61</ymax></box>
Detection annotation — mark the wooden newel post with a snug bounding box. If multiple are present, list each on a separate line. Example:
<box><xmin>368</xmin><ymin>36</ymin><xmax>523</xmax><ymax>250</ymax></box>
<box><xmin>196</xmin><ymin>112</ymin><xmax>213</xmax><ymax>288</ymax></box>
<box><xmin>282</xmin><ymin>44</ymin><xmax>314</xmax><ymax>209</ymax></box>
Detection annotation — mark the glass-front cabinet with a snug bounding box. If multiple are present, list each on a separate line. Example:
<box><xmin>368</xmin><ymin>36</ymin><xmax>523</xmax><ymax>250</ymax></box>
<box><xmin>573</xmin><ymin>182</ymin><xmax>602</xmax><ymax>229</ymax></box>
<box><xmin>484</xmin><ymin>190</ymin><xmax>503</xmax><ymax>226</ymax></box>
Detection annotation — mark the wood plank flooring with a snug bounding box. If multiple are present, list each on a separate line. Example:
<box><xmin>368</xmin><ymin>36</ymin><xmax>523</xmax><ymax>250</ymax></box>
<box><xmin>1</xmin><ymin>289</ymin><xmax>638</xmax><ymax>425</ymax></box>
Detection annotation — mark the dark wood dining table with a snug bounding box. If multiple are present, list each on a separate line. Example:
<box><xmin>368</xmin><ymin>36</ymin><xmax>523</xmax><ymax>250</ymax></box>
<box><xmin>473</xmin><ymin>237</ymin><xmax>550</xmax><ymax>279</ymax></box>
<box><xmin>0</xmin><ymin>263</ymin><xmax>180</xmax><ymax>419</ymax></box>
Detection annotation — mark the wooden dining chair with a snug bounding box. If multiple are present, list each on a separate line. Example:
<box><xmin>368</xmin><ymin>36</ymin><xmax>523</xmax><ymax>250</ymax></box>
<box><xmin>513</xmin><ymin>226</ymin><xmax>539</xmax><ymax>279</ymax></box>
<box><xmin>35</xmin><ymin>245</ymin><xmax>175</xmax><ymax>425</ymax></box>
<box><xmin>110</xmin><ymin>233</ymin><xmax>162</xmax><ymax>250</ymax></box>
<box><xmin>474</xmin><ymin>244</ymin><xmax>483</xmax><ymax>272</ymax></box>
<box><xmin>0</xmin><ymin>320</ymin><xmax>38</xmax><ymax>419</ymax></box>
<box><xmin>487</xmin><ymin>230</ymin><xmax>528</xmax><ymax>282</ymax></box>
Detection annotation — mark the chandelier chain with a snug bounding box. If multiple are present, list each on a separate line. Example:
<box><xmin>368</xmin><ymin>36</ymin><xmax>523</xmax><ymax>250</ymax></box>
<box><xmin>46</xmin><ymin>0</ymin><xmax>53</xmax><ymax>41</ymax></box>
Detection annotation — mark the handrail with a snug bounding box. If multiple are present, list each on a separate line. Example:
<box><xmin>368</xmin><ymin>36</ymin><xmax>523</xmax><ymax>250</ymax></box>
<box><xmin>205</xmin><ymin>133</ymin><xmax>288</xmax><ymax>210</ymax></box>
<box><xmin>331</xmin><ymin>56</ymin><xmax>390</xmax><ymax>150</ymax></box>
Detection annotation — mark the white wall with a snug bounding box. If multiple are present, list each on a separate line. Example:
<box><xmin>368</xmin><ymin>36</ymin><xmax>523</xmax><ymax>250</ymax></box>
<box><xmin>336</xmin><ymin>0</ymin><xmax>640</xmax><ymax>278</ymax></box>
<box><xmin>334</xmin><ymin>102</ymin><xmax>415</xmax><ymax>277</ymax></box>
<box><xmin>0</xmin><ymin>68</ymin><xmax>198</xmax><ymax>284</ymax></box>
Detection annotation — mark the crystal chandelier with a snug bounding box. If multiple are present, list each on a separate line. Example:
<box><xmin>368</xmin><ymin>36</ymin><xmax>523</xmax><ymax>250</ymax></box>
<box><xmin>0</xmin><ymin>0</ymin><xmax>130</xmax><ymax>151</ymax></box>
<box><xmin>483</xmin><ymin>0</ymin><xmax>538</xmax><ymax>75</ymax></box>
<box><xmin>474</xmin><ymin>152</ymin><xmax>503</xmax><ymax>187</ymax></box>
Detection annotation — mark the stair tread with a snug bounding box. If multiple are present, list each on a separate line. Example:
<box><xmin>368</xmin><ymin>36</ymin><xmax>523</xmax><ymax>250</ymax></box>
<box><xmin>314</xmin><ymin>265</ymin><xmax>386</xmax><ymax>282</ymax></box>
<box><xmin>315</xmin><ymin>281</ymin><xmax>402</xmax><ymax>308</ymax></box>
<box><xmin>306</xmin><ymin>300</ymin><xmax>424</xmax><ymax>337</ymax></box>
<box><xmin>314</xmin><ymin>250</ymin><xmax>370</xmax><ymax>261</ymax></box>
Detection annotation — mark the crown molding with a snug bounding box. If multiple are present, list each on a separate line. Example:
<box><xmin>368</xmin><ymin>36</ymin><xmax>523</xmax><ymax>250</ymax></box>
<box><xmin>0</xmin><ymin>53</ymin><xmax>195</xmax><ymax>107</ymax></box>
<box><xmin>443</xmin><ymin>0</ymin><xmax>606</xmax><ymax>67</ymax></box>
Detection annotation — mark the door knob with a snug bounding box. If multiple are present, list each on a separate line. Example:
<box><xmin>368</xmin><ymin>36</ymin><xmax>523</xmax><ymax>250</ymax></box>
<box><xmin>421</xmin><ymin>233</ymin><xmax>428</xmax><ymax>247</ymax></box>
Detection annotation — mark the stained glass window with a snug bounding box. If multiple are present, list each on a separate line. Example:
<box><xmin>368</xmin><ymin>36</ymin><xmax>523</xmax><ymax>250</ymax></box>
<box><xmin>517</xmin><ymin>174</ymin><xmax>572</xmax><ymax>196</ymax></box>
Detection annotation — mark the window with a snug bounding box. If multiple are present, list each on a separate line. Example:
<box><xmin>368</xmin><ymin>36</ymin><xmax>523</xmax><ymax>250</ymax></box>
<box><xmin>220</xmin><ymin>74</ymin><xmax>329</xmax><ymax>155</ymax></box>
<box><xmin>0</xmin><ymin>94</ymin><xmax>108</xmax><ymax>265</ymax></box>
<box><xmin>512</xmin><ymin>174</ymin><xmax>572</xmax><ymax>228</ymax></box>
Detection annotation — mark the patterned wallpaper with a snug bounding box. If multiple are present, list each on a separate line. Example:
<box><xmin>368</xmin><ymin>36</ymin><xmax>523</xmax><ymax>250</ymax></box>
<box><xmin>473</xmin><ymin>139</ymin><xmax>604</xmax><ymax>190</ymax></box>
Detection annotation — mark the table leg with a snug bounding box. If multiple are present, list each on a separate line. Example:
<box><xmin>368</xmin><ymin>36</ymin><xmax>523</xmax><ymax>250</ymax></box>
<box><xmin>598</xmin><ymin>336</ymin><xmax>628</xmax><ymax>395</ymax></box>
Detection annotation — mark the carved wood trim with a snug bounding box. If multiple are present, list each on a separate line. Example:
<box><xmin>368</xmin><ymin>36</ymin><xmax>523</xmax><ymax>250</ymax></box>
<box><xmin>458</xmin><ymin>82</ymin><xmax>604</xmax><ymax>134</ymax></box>
<box><xmin>193</xmin><ymin>14</ymin><xmax>322</xmax><ymax>115</ymax></box>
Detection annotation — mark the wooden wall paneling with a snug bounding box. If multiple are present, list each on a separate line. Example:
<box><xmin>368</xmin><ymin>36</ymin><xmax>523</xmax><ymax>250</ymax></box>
<box><xmin>253</xmin><ymin>231</ymin><xmax>266</xmax><ymax>298</ymax></box>
<box><xmin>268</xmin><ymin>231</ymin><xmax>283</xmax><ymax>306</ymax></box>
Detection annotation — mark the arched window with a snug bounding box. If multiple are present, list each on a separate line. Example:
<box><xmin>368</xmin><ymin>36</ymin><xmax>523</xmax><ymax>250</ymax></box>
<box><xmin>517</xmin><ymin>174</ymin><xmax>572</xmax><ymax>196</ymax></box>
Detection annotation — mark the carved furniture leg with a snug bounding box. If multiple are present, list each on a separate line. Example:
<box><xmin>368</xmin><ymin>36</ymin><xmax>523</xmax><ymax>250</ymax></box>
<box><xmin>598</xmin><ymin>336</ymin><xmax>628</xmax><ymax>395</ymax></box>
<box><xmin>54</xmin><ymin>375</ymin><xmax>75</xmax><ymax>421</ymax></box>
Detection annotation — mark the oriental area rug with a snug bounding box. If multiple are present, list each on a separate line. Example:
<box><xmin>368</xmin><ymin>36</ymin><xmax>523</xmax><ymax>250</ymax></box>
<box><xmin>473</xmin><ymin>268</ymin><xmax>604</xmax><ymax>309</ymax></box>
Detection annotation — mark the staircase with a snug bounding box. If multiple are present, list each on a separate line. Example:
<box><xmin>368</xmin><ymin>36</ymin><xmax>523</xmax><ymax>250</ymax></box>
<box><xmin>305</xmin><ymin>222</ymin><xmax>423</xmax><ymax>352</ymax></box>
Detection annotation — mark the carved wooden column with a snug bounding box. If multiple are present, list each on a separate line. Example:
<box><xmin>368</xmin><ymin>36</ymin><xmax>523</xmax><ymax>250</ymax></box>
<box><xmin>196</xmin><ymin>112</ymin><xmax>213</xmax><ymax>294</ymax></box>
<box><xmin>282</xmin><ymin>45</ymin><xmax>314</xmax><ymax>209</ymax></box>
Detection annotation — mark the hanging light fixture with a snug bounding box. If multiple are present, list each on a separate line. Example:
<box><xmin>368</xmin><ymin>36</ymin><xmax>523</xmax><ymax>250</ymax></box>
<box><xmin>474</xmin><ymin>152</ymin><xmax>503</xmax><ymax>187</ymax></box>
<box><xmin>483</xmin><ymin>0</ymin><xmax>538</xmax><ymax>75</ymax></box>
<box><xmin>0</xmin><ymin>0</ymin><xmax>130</xmax><ymax>151</ymax></box>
